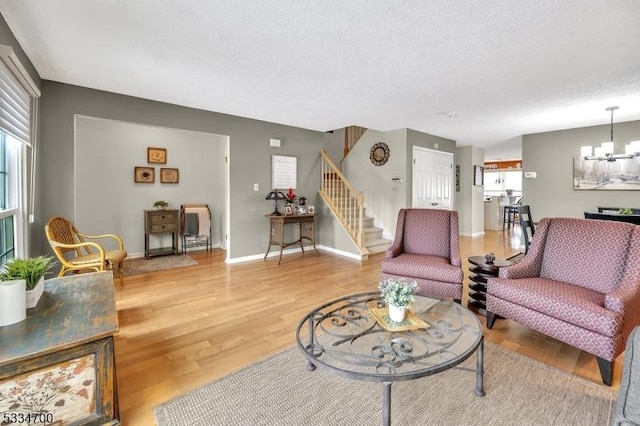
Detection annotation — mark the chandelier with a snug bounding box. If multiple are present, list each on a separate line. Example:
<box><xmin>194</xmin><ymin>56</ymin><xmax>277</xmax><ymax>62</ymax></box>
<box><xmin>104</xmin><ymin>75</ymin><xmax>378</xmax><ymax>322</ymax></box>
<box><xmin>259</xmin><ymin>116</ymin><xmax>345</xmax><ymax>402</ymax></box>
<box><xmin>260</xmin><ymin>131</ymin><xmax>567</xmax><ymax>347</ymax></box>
<box><xmin>580</xmin><ymin>106</ymin><xmax>640</xmax><ymax>161</ymax></box>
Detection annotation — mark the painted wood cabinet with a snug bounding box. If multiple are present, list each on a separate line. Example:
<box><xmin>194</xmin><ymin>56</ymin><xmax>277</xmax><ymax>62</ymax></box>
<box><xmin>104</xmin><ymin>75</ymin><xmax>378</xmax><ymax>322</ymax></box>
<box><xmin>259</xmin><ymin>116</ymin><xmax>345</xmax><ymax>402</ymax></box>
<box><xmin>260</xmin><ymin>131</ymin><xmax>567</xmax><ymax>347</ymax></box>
<box><xmin>0</xmin><ymin>271</ymin><xmax>119</xmax><ymax>425</ymax></box>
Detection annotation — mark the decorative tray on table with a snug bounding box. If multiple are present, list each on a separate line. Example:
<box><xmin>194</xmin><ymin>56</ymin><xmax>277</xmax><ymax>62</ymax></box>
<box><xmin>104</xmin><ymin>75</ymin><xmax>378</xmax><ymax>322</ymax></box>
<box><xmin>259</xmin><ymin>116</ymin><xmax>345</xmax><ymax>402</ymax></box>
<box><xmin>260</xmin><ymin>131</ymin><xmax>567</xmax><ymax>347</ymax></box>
<box><xmin>368</xmin><ymin>307</ymin><xmax>430</xmax><ymax>332</ymax></box>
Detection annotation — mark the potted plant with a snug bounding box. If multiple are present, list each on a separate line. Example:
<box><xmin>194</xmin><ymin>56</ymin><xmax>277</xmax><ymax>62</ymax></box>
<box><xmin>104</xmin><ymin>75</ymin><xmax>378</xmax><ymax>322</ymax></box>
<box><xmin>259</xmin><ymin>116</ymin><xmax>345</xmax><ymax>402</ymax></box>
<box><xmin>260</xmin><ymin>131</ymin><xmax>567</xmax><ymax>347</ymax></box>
<box><xmin>153</xmin><ymin>200</ymin><xmax>169</xmax><ymax>210</ymax></box>
<box><xmin>379</xmin><ymin>278</ymin><xmax>418</xmax><ymax>322</ymax></box>
<box><xmin>284</xmin><ymin>188</ymin><xmax>296</xmax><ymax>205</ymax></box>
<box><xmin>0</xmin><ymin>275</ymin><xmax>26</xmax><ymax>326</ymax></box>
<box><xmin>0</xmin><ymin>255</ymin><xmax>55</xmax><ymax>309</ymax></box>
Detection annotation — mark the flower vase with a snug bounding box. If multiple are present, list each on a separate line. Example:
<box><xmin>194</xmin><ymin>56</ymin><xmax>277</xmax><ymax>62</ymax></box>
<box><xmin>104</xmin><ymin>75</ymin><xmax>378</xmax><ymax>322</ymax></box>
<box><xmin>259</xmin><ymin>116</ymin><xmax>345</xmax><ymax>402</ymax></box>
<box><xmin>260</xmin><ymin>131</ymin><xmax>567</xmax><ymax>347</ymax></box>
<box><xmin>0</xmin><ymin>279</ymin><xmax>26</xmax><ymax>326</ymax></box>
<box><xmin>26</xmin><ymin>276</ymin><xmax>44</xmax><ymax>309</ymax></box>
<box><xmin>388</xmin><ymin>304</ymin><xmax>406</xmax><ymax>323</ymax></box>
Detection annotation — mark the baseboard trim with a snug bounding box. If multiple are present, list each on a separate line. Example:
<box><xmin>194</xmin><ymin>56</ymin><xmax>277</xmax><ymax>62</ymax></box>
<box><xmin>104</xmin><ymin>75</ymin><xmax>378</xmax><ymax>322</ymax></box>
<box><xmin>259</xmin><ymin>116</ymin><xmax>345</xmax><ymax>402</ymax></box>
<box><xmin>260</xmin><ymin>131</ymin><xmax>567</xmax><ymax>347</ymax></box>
<box><xmin>226</xmin><ymin>245</ymin><xmax>364</xmax><ymax>264</ymax></box>
<box><xmin>460</xmin><ymin>231</ymin><xmax>485</xmax><ymax>238</ymax></box>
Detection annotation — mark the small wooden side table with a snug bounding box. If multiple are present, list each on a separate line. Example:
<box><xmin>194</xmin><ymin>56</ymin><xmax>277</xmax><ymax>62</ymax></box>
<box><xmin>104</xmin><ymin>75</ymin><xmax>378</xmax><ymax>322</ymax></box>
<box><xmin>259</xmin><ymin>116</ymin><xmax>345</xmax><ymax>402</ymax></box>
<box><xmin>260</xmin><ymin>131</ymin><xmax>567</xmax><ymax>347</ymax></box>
<box><xmin>144</xmin><ymin>209</ymin><xmax>179</xmax><ymax>259</ymax></box>
<box><xmin>264</xmin><ymin>214</ymin><xmax>318</xmax><ymax>265</ymax></box>
<box><xmin>467</xmin><ymin>255</ymin><xmax>511</xmax><ymax>316</ymax></box>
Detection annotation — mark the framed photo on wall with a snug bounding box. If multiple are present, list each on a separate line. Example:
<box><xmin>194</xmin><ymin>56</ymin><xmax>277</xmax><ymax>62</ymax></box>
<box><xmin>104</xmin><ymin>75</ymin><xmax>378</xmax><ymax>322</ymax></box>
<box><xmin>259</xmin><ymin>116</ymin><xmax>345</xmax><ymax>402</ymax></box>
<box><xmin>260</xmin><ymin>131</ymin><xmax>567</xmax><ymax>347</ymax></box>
<box><xmin>160</xmin><ymin>168</ymin><xmax>179</xmax><ymax>183</ymax></box>
<box><xmin>134</xmin><ymin>167</ymin><xmax>155</xmax><ymax>183</ymax></box>
<box><xmin>474</xmin><ymin>165</ymin><xmax>484</xmax><ymax>186</ymax></box>
<box><xmin>147</xmin><ymin>147</ymin><xmax>167</xmax><ymax>164</ymax></box>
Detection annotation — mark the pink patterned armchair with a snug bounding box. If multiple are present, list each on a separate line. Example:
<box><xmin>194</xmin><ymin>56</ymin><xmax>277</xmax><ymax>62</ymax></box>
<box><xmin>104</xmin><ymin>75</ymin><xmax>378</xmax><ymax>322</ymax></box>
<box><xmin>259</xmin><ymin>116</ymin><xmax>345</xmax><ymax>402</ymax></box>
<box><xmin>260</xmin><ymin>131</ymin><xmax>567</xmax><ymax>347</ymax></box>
<box><xmin>486</xmin><ymin>217</ymin><xmax>640</xmax><ymax>385</ymax></box>
<box><xmin>381</xmin><ymin>209</ymin><xmax>463</xmax><ymax>302</ymax></box>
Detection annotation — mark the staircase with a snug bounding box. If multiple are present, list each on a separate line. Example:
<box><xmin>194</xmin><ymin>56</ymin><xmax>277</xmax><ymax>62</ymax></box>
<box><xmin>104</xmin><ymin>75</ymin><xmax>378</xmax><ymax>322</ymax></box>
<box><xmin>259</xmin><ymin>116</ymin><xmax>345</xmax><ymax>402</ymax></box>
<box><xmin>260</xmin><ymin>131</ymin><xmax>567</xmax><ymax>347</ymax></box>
<box><xmin>319</xmin><ymin>150</ymin><xmax>392</xmax><ymax>257</ymax></box>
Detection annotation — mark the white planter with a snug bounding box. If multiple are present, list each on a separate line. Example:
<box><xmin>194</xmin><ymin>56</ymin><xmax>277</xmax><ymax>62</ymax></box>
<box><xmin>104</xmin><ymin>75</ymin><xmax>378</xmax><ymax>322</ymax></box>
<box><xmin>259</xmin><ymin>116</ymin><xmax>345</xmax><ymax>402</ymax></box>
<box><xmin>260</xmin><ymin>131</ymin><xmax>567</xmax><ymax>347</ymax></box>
<box><xmin>0</xmin><ymin>279</ymin><xmax>26</xmax><ymax>326</ymax></box>
<box><xmin>388</xmin><ymin>304</ymin><xmax>407</xmax><ymax>323</ymax></box>
<box><xmin>26</xmin><ymin>276</ymin><xmax>44</xmax><ymax>309</ymax></box>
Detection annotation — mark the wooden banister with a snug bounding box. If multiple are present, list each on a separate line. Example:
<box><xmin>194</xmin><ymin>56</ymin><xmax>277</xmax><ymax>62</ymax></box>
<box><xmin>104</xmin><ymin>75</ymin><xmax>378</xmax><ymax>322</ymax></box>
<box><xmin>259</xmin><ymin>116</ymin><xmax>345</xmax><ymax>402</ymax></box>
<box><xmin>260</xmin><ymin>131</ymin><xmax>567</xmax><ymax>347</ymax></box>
<box><xmin>319</xmin><ymin>150</ymin><xmax>367</xmax><ymax>253</ymax></box>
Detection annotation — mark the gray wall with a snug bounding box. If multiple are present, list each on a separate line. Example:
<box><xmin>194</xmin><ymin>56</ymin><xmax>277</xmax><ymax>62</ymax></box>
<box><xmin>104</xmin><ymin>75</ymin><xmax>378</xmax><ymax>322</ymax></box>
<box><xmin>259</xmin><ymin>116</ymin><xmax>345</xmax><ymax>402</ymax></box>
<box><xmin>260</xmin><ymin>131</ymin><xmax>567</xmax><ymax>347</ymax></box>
<box><xmin>523</xmin><ymin>119</ymin><xmax>640</xmax><ymax>220</ymax></box>
<box><xmin>75</xmin><ymin>116</ymin><xmax>227</xmax><ymax>256</ymax></box>
<box><xmin>342</xmin><ymin>128</ymin><xmax>407</xmax><ymax>238</ymax></box>
<box><xmin>456</xmin><ymin>145</ymin><xmax>485</xmax><ymax>236</ymax></box>
<box><xmin>342</xmin><ymin>128</ymin><xmax>457</xmax><ymax>238</ymax></box>
<box><xmin>39</xmin><ymin>81</ymin><xmax>326</xmax><ymax>260</ymax></box>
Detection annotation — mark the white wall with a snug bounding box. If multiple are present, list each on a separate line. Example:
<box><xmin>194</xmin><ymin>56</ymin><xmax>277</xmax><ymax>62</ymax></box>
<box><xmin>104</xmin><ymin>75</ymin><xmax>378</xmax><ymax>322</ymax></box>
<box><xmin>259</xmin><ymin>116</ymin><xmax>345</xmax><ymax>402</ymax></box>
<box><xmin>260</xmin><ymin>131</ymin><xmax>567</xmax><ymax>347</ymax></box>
<box><xmin>74</xmin><ymin>116</ymin><xmax>227</xmax><ymax>256</ymax></box>
<box><xmin>456</xmin><ymin>145</ymin><xmax>485</xmax><ymax>236</ymax></box>
<box><xmin>342</xmin><ymin>129</ymin><xmax>408</xmax><ymax>238</ymax></box>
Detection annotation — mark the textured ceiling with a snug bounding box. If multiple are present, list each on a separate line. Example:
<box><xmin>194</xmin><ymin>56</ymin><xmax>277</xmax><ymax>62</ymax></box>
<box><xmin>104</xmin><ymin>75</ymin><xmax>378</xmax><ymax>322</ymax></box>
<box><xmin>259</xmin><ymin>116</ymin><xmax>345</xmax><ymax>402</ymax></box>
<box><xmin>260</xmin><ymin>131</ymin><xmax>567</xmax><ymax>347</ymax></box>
<box><xmin>2</xmin><ymin>1</ymin><xmax>640</xmax><ymax>160</ymax></box>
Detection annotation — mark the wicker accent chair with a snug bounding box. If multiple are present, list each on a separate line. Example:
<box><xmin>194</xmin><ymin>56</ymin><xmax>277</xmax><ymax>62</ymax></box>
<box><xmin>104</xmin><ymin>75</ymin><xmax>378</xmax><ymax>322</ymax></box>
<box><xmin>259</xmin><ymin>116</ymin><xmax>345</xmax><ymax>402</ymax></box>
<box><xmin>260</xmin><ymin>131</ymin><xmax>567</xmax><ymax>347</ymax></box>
<box><xmin>486</xmin><ymin>217</ymin><xmax>640</xmax><ymax>385</ymax></box>
<box><xmin>45</xmin><ymin>217</ymin><xmax>128</xmax><ymax>285</ymax></box>
<box><xmin>381</xmin><ymin>208</ymin><xmax>463</xmax><ymax>302</ymax></box>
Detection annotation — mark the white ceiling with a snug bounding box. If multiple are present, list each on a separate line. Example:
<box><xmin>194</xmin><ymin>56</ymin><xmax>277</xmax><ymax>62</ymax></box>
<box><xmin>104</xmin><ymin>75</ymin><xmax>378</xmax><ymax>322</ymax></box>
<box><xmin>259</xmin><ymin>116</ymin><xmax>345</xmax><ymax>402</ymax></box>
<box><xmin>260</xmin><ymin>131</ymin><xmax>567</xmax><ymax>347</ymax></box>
<box><xmin>2</xmin><ymin>1</ymin><xmax>640</xmax><ymax>160</ymax></box>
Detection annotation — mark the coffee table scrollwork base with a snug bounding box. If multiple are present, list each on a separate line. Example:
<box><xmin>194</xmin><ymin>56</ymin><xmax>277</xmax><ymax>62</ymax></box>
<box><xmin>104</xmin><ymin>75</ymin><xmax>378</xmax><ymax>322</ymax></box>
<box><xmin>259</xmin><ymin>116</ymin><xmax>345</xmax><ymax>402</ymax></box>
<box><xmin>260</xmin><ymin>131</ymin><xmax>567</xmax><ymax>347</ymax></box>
<box><xmin>296</xmin><ymin>292</ymin><xmax>484</xmax><ymax>426</ymax></box>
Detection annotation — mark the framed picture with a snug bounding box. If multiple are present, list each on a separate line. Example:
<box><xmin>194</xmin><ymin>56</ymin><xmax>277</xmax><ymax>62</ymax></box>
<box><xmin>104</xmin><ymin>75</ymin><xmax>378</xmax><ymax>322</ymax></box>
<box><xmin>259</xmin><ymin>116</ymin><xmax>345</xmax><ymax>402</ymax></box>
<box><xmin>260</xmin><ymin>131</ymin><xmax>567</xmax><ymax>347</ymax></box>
<box><xmin>134</xmin><ymin>166</ymin><xmax>155</xmax><ymax>183</ymax></box>
<box><xmin>307</xmin><ymin>205</ymin><xmax>315</xmax><ymax>214</ymax></box>
<box><xmin>284</xmin><ymin>205</ymin><xmax>293</xmax><ymax>215</ymax></box>
<box><xmin>574</xmin><ymin>157</ymin><xmax>640</xmax><ymax>190</ymax></box>
<box><xmin>160</xmin><ymin>168</ymin><xmax>179</xmax><ymax>184</ymax></box>
<box><xmin>474</xmin><ymin>165</ymin><xmax>484</xmax><ymax>186</ymax></box>
<box><xmin>147</xmin><ymin>147</ymin><xmax>167</xmax><ymax>164</ymax></box>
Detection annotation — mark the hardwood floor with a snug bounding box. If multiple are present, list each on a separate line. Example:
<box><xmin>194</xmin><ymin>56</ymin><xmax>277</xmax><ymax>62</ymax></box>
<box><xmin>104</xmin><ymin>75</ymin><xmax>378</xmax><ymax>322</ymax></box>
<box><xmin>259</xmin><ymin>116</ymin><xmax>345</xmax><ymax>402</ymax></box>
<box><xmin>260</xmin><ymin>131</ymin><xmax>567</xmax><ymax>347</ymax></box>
<box><xmin>114</xmin><ymin>228</ymin><xmax>621</xmax><ymax>425</ymax></box>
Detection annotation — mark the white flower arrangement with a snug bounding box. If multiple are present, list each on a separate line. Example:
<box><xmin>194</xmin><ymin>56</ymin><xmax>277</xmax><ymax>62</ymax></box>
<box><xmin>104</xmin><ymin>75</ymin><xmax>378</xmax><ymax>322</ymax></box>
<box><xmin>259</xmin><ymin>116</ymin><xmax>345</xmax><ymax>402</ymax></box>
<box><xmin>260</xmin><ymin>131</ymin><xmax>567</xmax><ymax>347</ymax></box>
<box><xmin>378</xmin><ymin>278</ymin><xmax>418</xmax><ymax>308</ymax></box>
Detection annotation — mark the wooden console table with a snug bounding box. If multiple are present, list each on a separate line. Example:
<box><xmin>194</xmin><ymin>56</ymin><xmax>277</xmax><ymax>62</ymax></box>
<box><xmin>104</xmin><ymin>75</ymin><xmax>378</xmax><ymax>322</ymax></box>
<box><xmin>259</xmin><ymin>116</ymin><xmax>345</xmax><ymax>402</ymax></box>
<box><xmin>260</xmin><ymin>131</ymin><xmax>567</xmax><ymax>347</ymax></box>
<box><xmin>264</xmin><ymin>214</ymin><xmax>318</xmax><ymax>265</ymax></box>
<box><xmin>0</xmin><ymin>271</ymin><xmax>119</xmax><ymax>425</ymax></box>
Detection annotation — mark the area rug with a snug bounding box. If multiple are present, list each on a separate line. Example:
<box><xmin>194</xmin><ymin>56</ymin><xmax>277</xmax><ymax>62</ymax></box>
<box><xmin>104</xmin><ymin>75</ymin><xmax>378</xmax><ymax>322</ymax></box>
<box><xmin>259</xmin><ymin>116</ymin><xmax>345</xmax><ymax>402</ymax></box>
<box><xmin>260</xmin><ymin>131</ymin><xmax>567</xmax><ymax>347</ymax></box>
<box><xmin>154</xmin><ymin>342</ymin><xmax>615</xmax><ymax>426</ymax></box>
<box><xmin>122</xmin><ymin>255</ymin><xmax>197</xmax><ymax>276</ymax></box>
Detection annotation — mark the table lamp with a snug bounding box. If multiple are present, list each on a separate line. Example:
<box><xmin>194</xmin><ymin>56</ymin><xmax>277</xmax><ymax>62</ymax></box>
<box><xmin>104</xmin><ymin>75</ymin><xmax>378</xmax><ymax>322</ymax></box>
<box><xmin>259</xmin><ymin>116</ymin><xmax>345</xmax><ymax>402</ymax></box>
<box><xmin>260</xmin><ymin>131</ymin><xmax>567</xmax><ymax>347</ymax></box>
<box><xmin>265</xmin><ymin>190</ymin><xmax>285</xmax><ymax>216</ymax></box>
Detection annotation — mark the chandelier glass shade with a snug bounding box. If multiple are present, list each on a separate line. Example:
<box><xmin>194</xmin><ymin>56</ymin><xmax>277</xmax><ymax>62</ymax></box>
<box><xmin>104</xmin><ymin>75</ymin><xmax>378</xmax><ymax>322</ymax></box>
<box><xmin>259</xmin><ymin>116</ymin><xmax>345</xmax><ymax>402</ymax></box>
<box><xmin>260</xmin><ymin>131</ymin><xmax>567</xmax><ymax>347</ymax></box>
<box><xmin>580</xmin><ymin>106</ymin><xmax>640</xmax><ymax>162</ymax></box>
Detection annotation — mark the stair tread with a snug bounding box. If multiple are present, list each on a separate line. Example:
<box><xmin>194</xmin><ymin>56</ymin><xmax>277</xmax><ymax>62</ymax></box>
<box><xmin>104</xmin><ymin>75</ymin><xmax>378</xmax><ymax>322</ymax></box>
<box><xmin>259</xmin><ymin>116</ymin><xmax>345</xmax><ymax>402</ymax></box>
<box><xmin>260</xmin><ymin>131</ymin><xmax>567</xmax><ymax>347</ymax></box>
<box><xmin>362</xmin><ymin>227</ymin><xmax>383</xmax><ymax>234</ymax></box>
<box><xmin>366</xmin><ymin>238</ymin><xmax>392</xmax><ymax>246</ymax></box>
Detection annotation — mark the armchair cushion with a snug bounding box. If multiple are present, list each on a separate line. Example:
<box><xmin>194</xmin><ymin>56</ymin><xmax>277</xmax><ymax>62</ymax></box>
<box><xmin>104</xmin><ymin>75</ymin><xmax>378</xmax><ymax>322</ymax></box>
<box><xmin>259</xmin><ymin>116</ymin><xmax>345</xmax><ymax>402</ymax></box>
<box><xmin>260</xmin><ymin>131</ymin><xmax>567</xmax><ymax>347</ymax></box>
<box><xmin>381</xmin><ymin>253</ymin><xmax>463</xmax><ymax>283</ymax></box>
<box><xmin>489</xmin><ymin>276</ymin><xmax>619</xmax><ymax>337</ymax></box>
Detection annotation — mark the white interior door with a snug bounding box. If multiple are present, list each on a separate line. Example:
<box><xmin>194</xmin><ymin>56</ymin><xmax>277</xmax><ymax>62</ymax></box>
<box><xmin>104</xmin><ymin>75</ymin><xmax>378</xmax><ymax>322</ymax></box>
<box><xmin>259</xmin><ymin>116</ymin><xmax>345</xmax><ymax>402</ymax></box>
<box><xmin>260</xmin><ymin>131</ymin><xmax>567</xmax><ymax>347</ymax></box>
<box><xmin>412</xmin><ymin>147</ymin><xmax>453</xmax><ymax>209</ymax></box>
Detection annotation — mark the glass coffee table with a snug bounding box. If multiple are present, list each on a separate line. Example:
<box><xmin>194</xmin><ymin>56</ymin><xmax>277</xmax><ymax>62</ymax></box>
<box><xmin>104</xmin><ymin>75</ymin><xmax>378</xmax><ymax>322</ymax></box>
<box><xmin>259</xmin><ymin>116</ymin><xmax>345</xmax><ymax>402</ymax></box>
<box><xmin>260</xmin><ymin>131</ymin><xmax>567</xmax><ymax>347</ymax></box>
<box><xmin>296</xmin><ymin>292</ymin><xmax>484</xmax><ymax>426</ymax></box>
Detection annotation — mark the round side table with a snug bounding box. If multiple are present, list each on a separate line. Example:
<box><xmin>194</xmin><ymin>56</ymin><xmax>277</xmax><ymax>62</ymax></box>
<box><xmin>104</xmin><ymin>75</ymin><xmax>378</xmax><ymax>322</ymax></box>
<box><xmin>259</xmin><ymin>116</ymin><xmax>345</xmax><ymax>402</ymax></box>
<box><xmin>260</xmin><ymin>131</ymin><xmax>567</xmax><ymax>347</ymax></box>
<box><xmin>467</xmin><ymin>255</ymin><xmax>511</xmax><ymax>316</ymax></box>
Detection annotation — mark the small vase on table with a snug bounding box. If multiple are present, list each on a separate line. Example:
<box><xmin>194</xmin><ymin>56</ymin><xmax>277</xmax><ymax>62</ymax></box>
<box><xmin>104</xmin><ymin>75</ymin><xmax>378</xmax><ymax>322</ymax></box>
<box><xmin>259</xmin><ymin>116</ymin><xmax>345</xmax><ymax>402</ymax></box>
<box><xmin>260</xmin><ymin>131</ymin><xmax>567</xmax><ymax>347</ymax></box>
<box><xmin>388</xmin><ymin>304</ymin><xmax>406</xmax><ymax>322</ymax></box>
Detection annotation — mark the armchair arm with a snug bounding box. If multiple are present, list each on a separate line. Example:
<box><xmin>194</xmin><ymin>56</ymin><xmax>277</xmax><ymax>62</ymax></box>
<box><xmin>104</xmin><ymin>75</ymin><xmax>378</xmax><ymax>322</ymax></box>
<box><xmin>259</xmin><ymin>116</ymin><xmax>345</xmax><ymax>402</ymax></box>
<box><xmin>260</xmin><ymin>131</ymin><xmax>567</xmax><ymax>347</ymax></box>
<box><xmin>385</xmin><ymin>209</ymin><xmax>407</xmax><ymax>259</ymax></box>
<box><xmin>77</xmin><ymin>232</ymin><xmax>125</xmax><ymax>250</ymax></box>
<box><xmin>499</xmin><ymin>217</ymin><xmax>550</xmax><ymax>279</ymax></box>
<box><xmin>605</xmin><ymin>286</ymin><xmax>640</xmax><ymax>315</ymax></box>
<box><xmin>50</xmin><ymin>241</ymin><xmax>107</xmax><ymax>267</ymax></box>
<box><xmin>449</xmin><ymin>211</ymin><xmax>461</xmax><ymax>267</ymax></box>
<box><xmin>605</xmin><ymin>226</ymin><xmax>640</xmax><ymax>335</ymax></box>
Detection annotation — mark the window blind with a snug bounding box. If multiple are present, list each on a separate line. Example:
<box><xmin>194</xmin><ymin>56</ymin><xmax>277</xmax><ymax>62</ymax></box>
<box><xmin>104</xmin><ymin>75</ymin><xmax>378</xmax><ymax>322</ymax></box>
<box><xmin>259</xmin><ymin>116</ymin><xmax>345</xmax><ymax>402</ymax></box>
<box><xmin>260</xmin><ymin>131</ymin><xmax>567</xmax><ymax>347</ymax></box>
<box><xmin>0</xmin><ymin>45</ymin><xmax>39</xmax><ymax>146</ymax></box>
